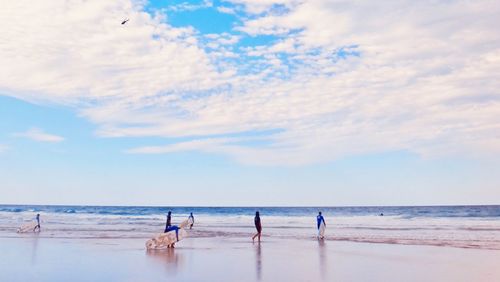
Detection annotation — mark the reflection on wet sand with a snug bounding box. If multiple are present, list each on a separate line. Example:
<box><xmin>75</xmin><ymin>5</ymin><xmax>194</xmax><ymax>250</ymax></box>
<box><xmin>31</xmin><ymin>234</ymin><xmax>40</xmax><ymax>265</ymax></box>
<box><xmin>146</xmin><ymin>248</ymin><xmax>183</xmax><ymax>275</ymax></box>
<box><xmin>255</xmin><ymin>242</ymin><xmax>262</xmax><ymax>281</ymax></box>
<box><xmin>318</xmin><ymin>239</ymin><xmax>327</xmax><ymax>280</ymax></box>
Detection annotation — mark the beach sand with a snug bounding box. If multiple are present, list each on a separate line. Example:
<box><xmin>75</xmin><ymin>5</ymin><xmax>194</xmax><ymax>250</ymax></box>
<box><xmin>1</xmin><ymin>235</ymin><xmax>499</xmax><ymax>282</ymax></box>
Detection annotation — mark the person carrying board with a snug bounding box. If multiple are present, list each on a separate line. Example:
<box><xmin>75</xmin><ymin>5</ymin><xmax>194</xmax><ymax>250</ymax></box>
<box><xmin>317</xmin><ymin>211</ymin><xmax>326</xmax><ymax>239</ymax></box>
<box><xmin>33</xmin><ymin>214</ymin><xmax>41</xmax><ymax>232</ymax></box>
<box><xmin>164</xmin><ymin>211</ymin><xmax>179</xmax><ymax>247</ymax></box>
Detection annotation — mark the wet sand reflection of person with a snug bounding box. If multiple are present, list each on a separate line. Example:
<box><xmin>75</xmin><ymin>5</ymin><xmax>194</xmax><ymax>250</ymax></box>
<box><xmin>30</xmin><ymin>235</ymin><xmax>40</xmax><ymax>265</ymax></box>
<box><xmin>318</xmin><ymin>239</ymin><xmax>327</xmax><ymax>280</ymax></box>
<box><xmin>146</xmin><ymin>248</ymin><xmax>182</xmax><ymax>275</ymax></box>
<box><xmin>255</xmin><ymin>242</ymin><xmax>262</xmax><ymax>281</ymax></box>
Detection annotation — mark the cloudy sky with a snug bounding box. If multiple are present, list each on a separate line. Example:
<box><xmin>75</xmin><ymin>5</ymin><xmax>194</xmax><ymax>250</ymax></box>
<box><xmin>0</xmin><ymin>0</ymin><xmax>499</xmax><ymax>206</ymax></box>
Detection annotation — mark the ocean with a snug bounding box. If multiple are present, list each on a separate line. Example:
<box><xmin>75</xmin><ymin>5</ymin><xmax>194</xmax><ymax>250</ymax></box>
<box><xmin>1</xmin><ymin>205</ymin><xmax>499</xmax><ymax>249</ymax></box>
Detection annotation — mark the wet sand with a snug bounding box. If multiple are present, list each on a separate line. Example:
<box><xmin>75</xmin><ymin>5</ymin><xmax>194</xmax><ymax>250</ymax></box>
<box><xmin>1</xmin><ymin>236</ymin><xmax>499</xmax><ymax>282</ymax></box>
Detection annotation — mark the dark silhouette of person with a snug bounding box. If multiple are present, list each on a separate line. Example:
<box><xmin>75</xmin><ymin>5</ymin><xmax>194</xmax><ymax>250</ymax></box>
<box><xmin>165</xmin><ymin>211</ymin><xmax>172</xmax><ymax>232</ymax></box>
<box><xmin>252</xmin><ymin>211</ymin><xmax>262</xmax><ymax>242</ymax></box>
<box><xmin>188</xmin><ymin>212</ymin><xmax>194</xmax><ymax>229</ymax></box>
<box><xmin>33</xmin><ymin>214</ymin><xmax>41</xmax><ymax>232</ymax></box>
<box><xmin>164</xmin><ymin>211</ymin><xmax>179</xmax><ymax>245</ymax></box>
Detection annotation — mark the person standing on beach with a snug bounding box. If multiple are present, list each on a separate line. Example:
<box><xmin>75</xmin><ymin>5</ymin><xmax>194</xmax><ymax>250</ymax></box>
<box><xmin>33</xmin><ymin>214</ymin><xmax>41</xmax><ymax>232</ymax></box>
<box><xmin>165</xmin><ymin>211</ymin><xmax>172</xmax><ymax>232</ymax></box>
<box><xmin>317</xmin><ymin>212</ymin><xmax>326</xmax><ymax>239</ymax></box>
<box><xmin>164</xmin><ymin>211</ymin><xmax>179</xmax><ymax>246</ymax></box>
<box><xmin>188</xmin><ymin>212</ymin><xmax>194</xmax><ymax>229</ymax></box>
<box><xmin>252</xmin><ymin>211</ymin><xmax>262</xmax><ymax>242</ymax></box>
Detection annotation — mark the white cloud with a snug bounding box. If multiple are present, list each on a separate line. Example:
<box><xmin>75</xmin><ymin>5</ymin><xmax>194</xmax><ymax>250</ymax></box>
<box><xmin>226</xmin><ymin>0</ymin><xmax>298</xmax><ymax>14</ymax></box>
<box><xmin>127</xmin><ymin>138</ymin><xmax>229</xmax><ymax>154</ymax></box>
<box><xmin>13</xmin><ymin>128</ymin><xmax>65</xmax><ymax>143</ymax></box>
<box><xmin>1</xmin><ymin>0</ymin><xmax>500</xmax><ymax>165</ymax></box>
<box><xmin>166</xmin><ymin>0</ymin><xmax>213</xmax><ymax>12</ymax></box>
<box><xmin>217</xmin><ymin>6</ymin><xmax>237</xmax><ymax>15</ymax></box>
<box><xmin>0</xmin><ymin>0</ymin><xmax>225</xmax><ymax>106</ymax></box>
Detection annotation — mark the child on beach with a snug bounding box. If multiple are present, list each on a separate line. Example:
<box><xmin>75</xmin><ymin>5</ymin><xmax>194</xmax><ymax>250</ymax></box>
<box><xmin>252</xmin><ymin>211</ymin><xmax>262</xmax><ymax>242</ymax></box>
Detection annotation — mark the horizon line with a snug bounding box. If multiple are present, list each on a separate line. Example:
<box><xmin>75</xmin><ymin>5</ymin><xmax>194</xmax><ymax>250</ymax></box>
<box><xmin>1</xmin><ymin>203</ymin><xmax>498</xmax><ymax>208</ymax></box>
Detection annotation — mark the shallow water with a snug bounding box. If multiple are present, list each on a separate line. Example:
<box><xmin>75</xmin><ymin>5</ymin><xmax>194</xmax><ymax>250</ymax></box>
<box><xmin>1</xmin><ymin>205</ymin><xmax>499</xmax><ymax>249</ymax></box>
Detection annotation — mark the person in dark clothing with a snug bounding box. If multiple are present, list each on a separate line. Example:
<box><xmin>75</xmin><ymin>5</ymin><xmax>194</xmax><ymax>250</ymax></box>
<box><xmin>164</xmin><ymin>211</ymin><xmax>172</xmax><ymax>232</ymax></box>
<box><xmin>188</xmin><ymin>212</ymin><xmax>194</xmax><ymax>229</ymax></box>
<box><xmin>252</xmin><ymin>211</ymin><xmax>262</xmax><ymax>242</ymax></box>
<box><xmin>33</xmin><ymin>214</ymin><xmax>41</xmax><ymax>232</ymax></box>
<box><xmin>164</xmin><ymin>211</ymin><xmax>179</xmax><ymax>245</ymax></box>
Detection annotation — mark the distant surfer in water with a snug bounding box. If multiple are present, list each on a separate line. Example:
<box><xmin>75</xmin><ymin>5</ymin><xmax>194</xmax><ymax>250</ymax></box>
<box><xmin>317</xmin><ymin>212</ymin><xmax>326</xmax><ymax>239</ymax></box>
<box><xmin>252</xmin><ymin>211</ymin><xmax>262</xmax><ymax>243</ymax></box>
<box><xmin>188</xmin><ymin>212</ymin><xmax>194</xmax><ymax>229</ymax></box>
<box><xmin>33</xmin><ymin>214</ymin><xmax>41</xmax><ymax>232</ymax></box>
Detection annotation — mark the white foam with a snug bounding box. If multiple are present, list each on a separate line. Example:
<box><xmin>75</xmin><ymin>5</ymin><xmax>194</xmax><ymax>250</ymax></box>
<box><xmin>1</xmin><ymin>212</ymin><xmax>499</xmax><ymax>249</ymax></box>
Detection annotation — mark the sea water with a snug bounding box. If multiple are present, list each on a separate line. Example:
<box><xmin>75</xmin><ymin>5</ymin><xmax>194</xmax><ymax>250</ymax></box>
<box><xmin>1</xmin><ymin>205</ymin><xmax>499</xmax><ymax>249</ymax></box>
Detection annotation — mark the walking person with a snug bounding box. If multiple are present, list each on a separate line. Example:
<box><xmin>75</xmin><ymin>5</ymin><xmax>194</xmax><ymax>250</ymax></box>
<box><xmin>164</xmin><ymin>211</ymin><xmax>179</xmax><ymax>247</ymax></box>
<box><xmin>164</xmin><ymin>211</ymin><xmax>172</xmax><ymax>232</ymax></box>
<box><xmin>317</xmin><ymin>211</ymin><xmax>326</xmax><ymax>239</ymax></box>
<box><xmin>252</xmin><ymin>211</ymin><xmax>262</xmax><ymax>243</ymax></box>
<box><xmin>33</xmin><ymin>214</ymin><xmax>41</xmax><ymax>232</ymax></box>
<box><xmin>188</xmin><ymin>212</ymin><xmax>194</xmax><ymax>229</ymax></box>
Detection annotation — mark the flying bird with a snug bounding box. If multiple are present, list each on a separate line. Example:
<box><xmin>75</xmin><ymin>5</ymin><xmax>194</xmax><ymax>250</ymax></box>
<box><xmin>121</xmin><ymin>19</ymin><xmax>129</xmax><ymax>25</ymax></box>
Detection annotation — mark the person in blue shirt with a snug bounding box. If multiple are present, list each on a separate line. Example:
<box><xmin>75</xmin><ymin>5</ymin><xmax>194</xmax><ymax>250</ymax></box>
<box><xmin>317</xmin><ymin>212</ymin><xmax>326</xmax><ymax>239</ymax></box>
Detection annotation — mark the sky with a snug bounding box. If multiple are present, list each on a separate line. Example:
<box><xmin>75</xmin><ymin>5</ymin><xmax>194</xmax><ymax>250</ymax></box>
<box><xmin>0</xmin><ymin>0</ymin><xmax>499</xmax><ymax>206</ymax></box>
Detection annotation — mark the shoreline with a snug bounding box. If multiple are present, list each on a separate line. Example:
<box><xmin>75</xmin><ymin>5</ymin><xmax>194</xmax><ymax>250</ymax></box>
<box><xmin>2</xmin><ymin>205</ymin><xmax>499</xmax><ymax>253</ymax></box>
<box><xmin>5</xmin><ymin>231</ymin><xmax>500</xmax><ymax>251</ymax></box>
